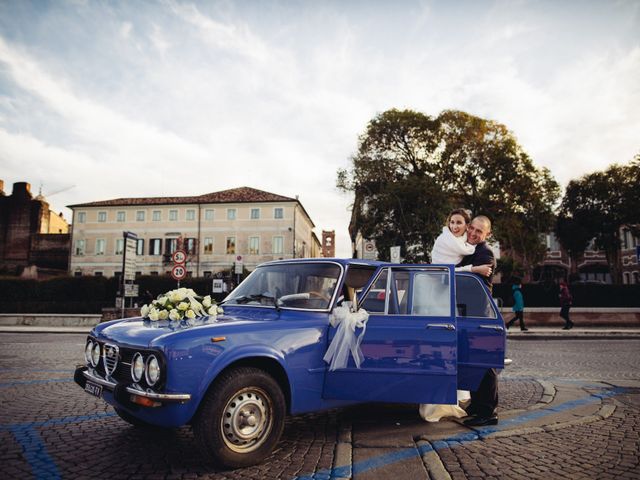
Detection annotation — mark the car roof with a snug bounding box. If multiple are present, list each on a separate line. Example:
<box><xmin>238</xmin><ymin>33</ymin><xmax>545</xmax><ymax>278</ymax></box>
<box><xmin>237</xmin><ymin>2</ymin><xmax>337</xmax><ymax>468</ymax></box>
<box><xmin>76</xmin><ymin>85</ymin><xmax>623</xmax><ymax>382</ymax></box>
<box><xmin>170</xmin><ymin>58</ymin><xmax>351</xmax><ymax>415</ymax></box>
<box><xmin>258</xmin><ymin>258</ymin><xmax>385</xmax><ymax>268</ymax></box>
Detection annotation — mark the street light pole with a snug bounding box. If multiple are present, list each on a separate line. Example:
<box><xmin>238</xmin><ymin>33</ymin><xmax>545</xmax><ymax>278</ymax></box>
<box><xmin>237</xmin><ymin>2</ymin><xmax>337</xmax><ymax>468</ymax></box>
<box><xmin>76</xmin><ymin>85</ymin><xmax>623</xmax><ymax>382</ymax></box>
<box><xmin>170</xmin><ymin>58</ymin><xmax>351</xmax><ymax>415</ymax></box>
<box><xmin>292</xmin><ymin>196</ymin><xmax>298</xmax><ymax>258</ymax></box>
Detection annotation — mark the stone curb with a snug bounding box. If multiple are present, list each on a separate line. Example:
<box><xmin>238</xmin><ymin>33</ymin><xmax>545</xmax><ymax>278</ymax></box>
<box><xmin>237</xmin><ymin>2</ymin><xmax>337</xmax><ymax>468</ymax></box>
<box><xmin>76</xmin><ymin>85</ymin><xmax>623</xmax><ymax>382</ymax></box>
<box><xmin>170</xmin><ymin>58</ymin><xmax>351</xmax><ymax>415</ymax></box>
<box><xmin>417</xmin><ymin>440</ymin><xmax>452</xmax><ymax>480</ymax></box>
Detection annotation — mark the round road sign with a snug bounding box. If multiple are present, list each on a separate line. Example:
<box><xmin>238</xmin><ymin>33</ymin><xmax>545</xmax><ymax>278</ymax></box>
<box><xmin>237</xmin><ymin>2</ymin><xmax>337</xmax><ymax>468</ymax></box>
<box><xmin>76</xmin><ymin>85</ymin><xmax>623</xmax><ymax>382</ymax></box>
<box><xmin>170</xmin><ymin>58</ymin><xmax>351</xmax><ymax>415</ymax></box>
<box><xmin>172</xmin><ymin>250</ymin><xmax>187</xmax><ymax>264</ymax></box>
<box><xmin>171</xmin><ymin>264</ymin><xmax>187</xmax><ymax>281</ymax></box>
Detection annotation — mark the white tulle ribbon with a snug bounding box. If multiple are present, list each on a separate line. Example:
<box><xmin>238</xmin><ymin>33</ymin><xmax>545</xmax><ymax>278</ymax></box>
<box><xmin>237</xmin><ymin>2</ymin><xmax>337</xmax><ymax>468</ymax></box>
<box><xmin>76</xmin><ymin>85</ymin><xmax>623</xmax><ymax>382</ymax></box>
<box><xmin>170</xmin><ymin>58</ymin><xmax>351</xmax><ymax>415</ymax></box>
<box><xmin>323</xmin><ymin>302</ymin><xmax>369</xmax><ymax>371</ymax></box>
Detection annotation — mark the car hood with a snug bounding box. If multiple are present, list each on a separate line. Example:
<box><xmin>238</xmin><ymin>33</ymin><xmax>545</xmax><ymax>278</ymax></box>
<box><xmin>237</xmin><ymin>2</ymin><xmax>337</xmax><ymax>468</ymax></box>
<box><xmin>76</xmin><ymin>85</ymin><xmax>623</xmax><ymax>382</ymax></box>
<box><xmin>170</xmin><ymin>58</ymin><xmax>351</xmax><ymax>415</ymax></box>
<box><xmin>94</xmin><ymin>309</ymin><xmax>279</xmax><ymax>348</ymax></box>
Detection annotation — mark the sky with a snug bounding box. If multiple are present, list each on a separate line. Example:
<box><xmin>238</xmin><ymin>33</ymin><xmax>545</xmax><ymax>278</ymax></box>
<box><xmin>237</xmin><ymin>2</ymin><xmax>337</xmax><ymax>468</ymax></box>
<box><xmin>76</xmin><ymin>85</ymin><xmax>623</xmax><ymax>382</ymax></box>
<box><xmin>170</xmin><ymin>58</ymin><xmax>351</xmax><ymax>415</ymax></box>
<box><xmin>1</xmin><ymin>0</ymin><xmax>639</xmax><ymax>257</ymax></box>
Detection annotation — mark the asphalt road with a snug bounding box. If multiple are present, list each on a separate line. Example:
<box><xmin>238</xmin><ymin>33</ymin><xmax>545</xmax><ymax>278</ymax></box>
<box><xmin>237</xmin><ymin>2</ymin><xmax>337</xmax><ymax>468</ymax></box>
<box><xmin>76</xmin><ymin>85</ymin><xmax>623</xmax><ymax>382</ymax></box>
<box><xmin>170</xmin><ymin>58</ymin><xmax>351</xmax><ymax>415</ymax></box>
<box><xmin>1</xmin><ymin>334</ymin><xmax>639</xmax><ymax>479</ymax></box>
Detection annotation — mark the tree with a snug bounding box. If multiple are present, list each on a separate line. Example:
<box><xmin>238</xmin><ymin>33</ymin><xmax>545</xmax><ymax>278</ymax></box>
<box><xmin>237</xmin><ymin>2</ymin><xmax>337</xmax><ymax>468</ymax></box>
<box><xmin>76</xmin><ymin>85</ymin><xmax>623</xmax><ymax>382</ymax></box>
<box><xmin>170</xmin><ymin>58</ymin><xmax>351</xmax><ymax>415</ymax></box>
<box><xmin>338</xmin><ymin>108</ymin><xmax>560</xmax><ymax>270</ymax></box>
<box><xmin>556</xmin><ymin>158</ymin><xmax>640</xmax><ymax>284</ymax></box>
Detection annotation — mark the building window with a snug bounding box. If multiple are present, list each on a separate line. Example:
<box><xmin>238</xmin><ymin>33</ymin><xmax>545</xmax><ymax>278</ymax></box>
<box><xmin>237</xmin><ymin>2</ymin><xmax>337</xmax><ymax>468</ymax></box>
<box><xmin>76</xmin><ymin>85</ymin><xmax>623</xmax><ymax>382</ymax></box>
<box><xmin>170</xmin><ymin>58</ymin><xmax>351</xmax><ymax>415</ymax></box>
<box><xmin>136</xmin><ymin>238</ymin><xmax>144</xmax><ymax>255</ymax></box>
<box><xmin>274</xmin><ymin>207</ymin><xmax>283</xmax><ymax>219</ymax></box>
<box><xmin>94</xmin><ymin>271</ymin><xmax>103</xmax><ymax>276</ymax></box>
<box><xmin>186</xmin><ymin>209</ymin><xmax>196</xmax><ymax>221</ymax></box>
<box><xmin>150</xmin><ymin>239</ymin><xmax>162</xmax><ymax>255</ymax></box>
<box><xmin>250</xmin><ymin>208</ymin><xmax>260</xmax><ymax>219</ymax></box>
<box><xmin>185</xmin><ymin>238</ymin><xmax>197</xmax><ymax>254</ymax></box>
<box><xmin>97</xmin><ymin>211</ymin><xmax>107</xmax><ymax>223</ymax></box>
<box><xmin>136</xmin><ymin>211</ymin><xmax>145</xmax><ymax>222</ymax></box>
<box><xmin>77</xmin><ymin>212</ymin><xmax>86</xmax><ymax>223</ymax></box>
<box><xmin>634</xmin><ymin>272</ymin><xmax>639</xmax><ymax>284</ymax></box>
<box><xmin>150</xmin><ymin>271</ymin><xmax>159</xmax><ymax>276</ymax></box>
<box><xmin>249</xmin><ymin>236</ymin><xmax>260</xmax><ymax>254</ymax></box>
<box><xmin>204</xmin><ymin>237</ymin><xmax>214</xmax><ymax>254</ymax></box>
<box><xmin>203</xmin><ymin>271</ymin><xmax>212</xmax><ymax>278</ymax></box>
<box><xmin>624</xmin><ymin>272</ymin><xmax>631</xmax><ymax>284</ymax></box>
<box><xmin>116</xmin><ymin>211</ymin><xmax>126</xmax><ymax>222</ymax></box>
<box><xmin>75</xmin><ymin>239</ymin><xmax>85</xmax><ymax>256</ymax></box>
<box><xmin>169</xmin><ymin>209</ymin><xmax>178</xmax><ymax>221</ymax></box>
<box><xmin>226</xmin><ymin>236</ymin><xmax>236</xmax><ymax>254</ymax></box>
<box><xmin>152</xmin><ymin>210</ymin><xmax>161</xmax><ymax>221</ymax></box>
<box><xmin>74</xmin><ymin>271</ymin><xmax>82</xmax><ymax>277</ymax></box>
<box><xmin>227</xmin><ymin>208</ymin><xmax>236</xmax><ymax>220</ymax></box>
<box><xmin>115</xmin><ymin>238</ymin><xmax>124</xmax><ymax>255</ymax></box>
<box><xmin>272</xmin><ymin>236</ymin><xmax>284</xmax><ymax>254</ymax></box>
<box><xmin>165</xmin><ymin>238</ymin><xmax>178</xmax><ymax>255</ymax></box>
<box><xmin>204</xmin><ymin>209</ymin><xmax>214</xmax><ymax>221</ymax></box>
<box><xmin>95</xmin><ymin>239</ymin><xmax>106</xmax><ymax>255</ymax></box>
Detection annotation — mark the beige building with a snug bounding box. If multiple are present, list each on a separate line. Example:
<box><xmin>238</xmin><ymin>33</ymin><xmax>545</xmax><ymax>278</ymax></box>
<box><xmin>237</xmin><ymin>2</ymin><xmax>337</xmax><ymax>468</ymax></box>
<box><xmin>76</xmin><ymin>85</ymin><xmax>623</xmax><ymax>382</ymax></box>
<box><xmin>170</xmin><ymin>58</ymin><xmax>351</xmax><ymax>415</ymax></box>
<box><xmin>68</xmin><ymin>187</ymin><xmax>320</xmax><ymax>277</ymax></box>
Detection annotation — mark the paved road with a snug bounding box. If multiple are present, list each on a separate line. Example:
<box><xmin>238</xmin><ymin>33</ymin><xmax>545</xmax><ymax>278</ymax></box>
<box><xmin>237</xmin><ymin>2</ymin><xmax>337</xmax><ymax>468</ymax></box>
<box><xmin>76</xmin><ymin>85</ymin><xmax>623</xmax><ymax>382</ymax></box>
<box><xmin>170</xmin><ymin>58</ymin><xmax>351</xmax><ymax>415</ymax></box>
<box><xmin>0</xmin><ymin>334</ymin><xmax>638</xmax><ymax>479</ymax></box>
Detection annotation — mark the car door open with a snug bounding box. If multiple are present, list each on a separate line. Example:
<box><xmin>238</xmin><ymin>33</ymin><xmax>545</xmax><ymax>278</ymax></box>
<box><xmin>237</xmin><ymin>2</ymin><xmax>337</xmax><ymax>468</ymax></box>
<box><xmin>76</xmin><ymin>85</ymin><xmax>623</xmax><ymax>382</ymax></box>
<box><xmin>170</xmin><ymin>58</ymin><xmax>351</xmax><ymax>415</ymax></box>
<box><xmin>323</xmin><ymin>265</ymin><xmax>458</xmax><ymax>405</ymax></box>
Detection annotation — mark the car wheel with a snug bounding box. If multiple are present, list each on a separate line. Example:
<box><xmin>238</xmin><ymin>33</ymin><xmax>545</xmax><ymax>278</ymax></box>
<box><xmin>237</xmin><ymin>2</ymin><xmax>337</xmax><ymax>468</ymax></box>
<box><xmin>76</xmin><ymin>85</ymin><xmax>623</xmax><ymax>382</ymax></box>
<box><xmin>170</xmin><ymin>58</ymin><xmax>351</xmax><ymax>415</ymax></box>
<box><xmin>114</xmin><ymin>407</ymin><xmax>155</xmax><ymax>427</ymax></box>
<box><xmin>194</xmin><ymin>366</ymin><xmax>286</xmax><ymax>468</ymax></box>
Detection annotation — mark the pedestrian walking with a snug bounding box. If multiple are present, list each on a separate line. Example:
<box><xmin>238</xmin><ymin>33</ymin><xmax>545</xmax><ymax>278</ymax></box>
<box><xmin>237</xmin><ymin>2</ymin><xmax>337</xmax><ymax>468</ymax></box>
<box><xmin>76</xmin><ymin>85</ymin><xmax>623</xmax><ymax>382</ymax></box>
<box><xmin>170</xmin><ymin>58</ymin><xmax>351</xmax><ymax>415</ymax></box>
<box><xmin>506</xmin><ymin>278</ymin><xmax>527</xmax><ymax>331</ymax></box>
<box><xmin>559</xmin><ymin>279</ymin><xmax>573</xmax><ymax>330</ymax></box>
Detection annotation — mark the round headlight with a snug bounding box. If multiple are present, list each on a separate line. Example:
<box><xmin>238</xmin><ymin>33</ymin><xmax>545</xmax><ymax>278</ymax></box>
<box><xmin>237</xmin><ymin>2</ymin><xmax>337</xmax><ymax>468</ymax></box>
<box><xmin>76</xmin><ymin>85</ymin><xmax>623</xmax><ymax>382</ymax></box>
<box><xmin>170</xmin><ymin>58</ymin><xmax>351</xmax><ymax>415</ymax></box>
<box><xmin>91</xmin><ymin>342</ymin><xmax>101</xmax><ymax>367</ymax></box>
<box><xmin>85</xmin><ymin>341</ymin><xmax>93</xmax><ymax>364</ymax></box>
<box><xmin>145</xmin><ymin>355</ymin><xmax>160</xmax><ymax>386</ymax></box>
<box><xmin>131</xmin><ymin>352</ymin><xmax>145</xmax><ymax>382</ymax></box>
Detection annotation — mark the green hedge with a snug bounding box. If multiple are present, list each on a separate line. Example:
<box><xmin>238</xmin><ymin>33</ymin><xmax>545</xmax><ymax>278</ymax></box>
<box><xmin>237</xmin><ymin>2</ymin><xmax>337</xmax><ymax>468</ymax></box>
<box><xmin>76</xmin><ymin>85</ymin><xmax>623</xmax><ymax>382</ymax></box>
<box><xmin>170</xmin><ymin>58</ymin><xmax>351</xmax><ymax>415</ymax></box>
<box><xmin>493</xmin><ymin>283</ymin><xmax>640</xmax><ymax>308</ymax></box>
<box><xmin>2</xmin><ymin>275</ymin><xmax>639</xmax><ymax>313</ymax></box>
<box><xmin>0</xmin><ymin>275</ymin><xmax>228</xmax><ymax>313</ymax></box>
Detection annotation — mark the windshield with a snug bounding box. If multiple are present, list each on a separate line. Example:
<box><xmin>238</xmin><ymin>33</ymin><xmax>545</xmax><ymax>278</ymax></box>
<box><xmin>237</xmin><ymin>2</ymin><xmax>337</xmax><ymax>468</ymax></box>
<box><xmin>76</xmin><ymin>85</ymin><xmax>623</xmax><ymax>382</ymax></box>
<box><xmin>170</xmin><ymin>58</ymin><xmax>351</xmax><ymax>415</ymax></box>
<box><xmin>224</xmin><ymin>263</ymin><xmax>341</xmax><ymax>310</ymax></box>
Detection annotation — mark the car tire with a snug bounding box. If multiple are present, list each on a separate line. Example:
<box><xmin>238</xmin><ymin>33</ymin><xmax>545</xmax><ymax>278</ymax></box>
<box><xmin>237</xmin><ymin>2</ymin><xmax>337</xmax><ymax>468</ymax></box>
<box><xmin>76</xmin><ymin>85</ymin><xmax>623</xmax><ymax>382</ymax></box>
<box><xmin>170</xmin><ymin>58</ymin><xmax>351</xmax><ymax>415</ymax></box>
<box><xmin>194</xmin><ymin>366</ymin><xmax>286</xmax><ymax>468</ymax></box>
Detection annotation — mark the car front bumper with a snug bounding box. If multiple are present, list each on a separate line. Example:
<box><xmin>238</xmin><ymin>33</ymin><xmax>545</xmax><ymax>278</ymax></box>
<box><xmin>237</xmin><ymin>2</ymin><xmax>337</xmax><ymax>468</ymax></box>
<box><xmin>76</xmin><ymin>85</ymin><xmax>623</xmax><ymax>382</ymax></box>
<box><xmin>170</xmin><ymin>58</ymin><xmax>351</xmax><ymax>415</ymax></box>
<box><xmin>74</xmin><ymin>366</ymin><xmax>191</xmax><ymax>404</ymax></box>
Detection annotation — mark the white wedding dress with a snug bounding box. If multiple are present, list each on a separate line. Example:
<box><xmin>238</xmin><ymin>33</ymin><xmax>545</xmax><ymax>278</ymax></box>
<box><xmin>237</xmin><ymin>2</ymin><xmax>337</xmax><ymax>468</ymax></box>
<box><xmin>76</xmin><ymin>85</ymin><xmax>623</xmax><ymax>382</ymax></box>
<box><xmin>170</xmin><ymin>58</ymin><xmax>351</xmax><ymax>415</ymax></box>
<box><xmin>418</xmin><ymin>227</ymin><xmax>474</xmax><ymax>422</ymax></box>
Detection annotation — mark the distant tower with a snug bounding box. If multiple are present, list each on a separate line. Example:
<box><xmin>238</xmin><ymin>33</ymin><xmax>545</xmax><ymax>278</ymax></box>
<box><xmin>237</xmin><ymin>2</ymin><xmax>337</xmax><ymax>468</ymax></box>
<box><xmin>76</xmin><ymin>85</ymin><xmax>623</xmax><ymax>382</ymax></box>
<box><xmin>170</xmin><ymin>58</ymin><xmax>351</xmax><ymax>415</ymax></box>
<box><xmin>322</xmin><ymin>230</ymin><xmax>335</xmax><ymax>258</ymax></box>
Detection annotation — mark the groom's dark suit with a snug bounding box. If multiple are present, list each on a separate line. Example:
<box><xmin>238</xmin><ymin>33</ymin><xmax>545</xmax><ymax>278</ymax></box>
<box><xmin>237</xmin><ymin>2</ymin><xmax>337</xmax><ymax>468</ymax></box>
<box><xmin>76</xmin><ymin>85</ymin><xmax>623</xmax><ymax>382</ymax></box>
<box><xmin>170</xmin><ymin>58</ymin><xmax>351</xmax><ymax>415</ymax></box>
<box><xmin>458</xmin><ymin>241</ymin><xmax>498</xmax><ymax>418</ymax></box>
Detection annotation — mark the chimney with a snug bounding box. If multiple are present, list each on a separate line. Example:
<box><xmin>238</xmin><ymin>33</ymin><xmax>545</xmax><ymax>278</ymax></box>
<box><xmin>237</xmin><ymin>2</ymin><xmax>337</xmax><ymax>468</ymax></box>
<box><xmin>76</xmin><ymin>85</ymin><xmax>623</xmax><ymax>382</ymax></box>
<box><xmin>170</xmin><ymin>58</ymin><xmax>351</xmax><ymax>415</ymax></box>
<box><xmin>12</xmin><ymin>182</ymin><xmax>32</xmax><ymax>199</ymax></box>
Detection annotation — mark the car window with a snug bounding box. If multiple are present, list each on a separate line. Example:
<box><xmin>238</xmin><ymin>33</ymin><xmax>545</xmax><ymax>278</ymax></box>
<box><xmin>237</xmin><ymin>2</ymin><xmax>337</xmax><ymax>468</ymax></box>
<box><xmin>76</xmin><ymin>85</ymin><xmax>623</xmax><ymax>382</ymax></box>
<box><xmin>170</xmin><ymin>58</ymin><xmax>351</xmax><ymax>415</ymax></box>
<box><xmin>412</xmin><ymin>271</ymin><xmax>451</xmax><ymax>316</ymax></box>
<box><xmin>455</xmin><ymin>274</ymin><xmax>496</xmax><ymax>318</ymax></box>
<box><xmin>389</xmin><ymin>270</ymin><xmax>409</xmax><ymax>314</ymax></box>
<box><xmin>360</xmin><ymin>269</ymin><xmax>388</xmax><ymax>313</ymax></box>
<box><xmin>224</xmin><ymin>263</ymin><xmax>340</xmax><ymax>310</ymax></box>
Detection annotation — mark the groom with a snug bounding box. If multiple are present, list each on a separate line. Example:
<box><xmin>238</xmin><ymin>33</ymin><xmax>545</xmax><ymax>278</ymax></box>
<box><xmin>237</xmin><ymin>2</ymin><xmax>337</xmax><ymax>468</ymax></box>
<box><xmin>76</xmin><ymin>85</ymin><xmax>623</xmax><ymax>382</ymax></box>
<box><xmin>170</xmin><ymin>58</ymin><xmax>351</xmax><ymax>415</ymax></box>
<box><xmin>458</xmin><ymin>215</ymin><xmax>499</xmax><ymax>426</ymax></box>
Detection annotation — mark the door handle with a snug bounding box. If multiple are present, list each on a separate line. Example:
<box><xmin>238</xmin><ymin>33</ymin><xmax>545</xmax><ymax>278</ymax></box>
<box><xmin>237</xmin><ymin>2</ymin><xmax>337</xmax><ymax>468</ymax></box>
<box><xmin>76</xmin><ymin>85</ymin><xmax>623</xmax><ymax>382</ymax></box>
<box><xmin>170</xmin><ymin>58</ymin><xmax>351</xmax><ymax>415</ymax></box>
<box><xmin>479</xmin><ymin>325</ymin><xmax>504</xmax><ymax>332</ymax></box>
<box><xmin>426</xmin><ymin>323</ymin><xmax>456</xmax><ymax>331</ymax></box>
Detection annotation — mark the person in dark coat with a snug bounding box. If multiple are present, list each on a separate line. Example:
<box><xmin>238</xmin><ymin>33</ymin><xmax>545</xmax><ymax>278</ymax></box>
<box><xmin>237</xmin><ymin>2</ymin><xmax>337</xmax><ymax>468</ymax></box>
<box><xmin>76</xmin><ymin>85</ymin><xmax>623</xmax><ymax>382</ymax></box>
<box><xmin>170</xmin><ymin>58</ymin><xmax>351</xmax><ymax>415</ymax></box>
<box><xmin>559</xmin><ymin>279</ymin><xmax>573</xmax><ymax>329</ymax></box>
<box><xmin>457</xmin><ymin>215</ymin><xmax>499</xmax><ymax>427</ymax></box>
<box><xmin>506</xmin><ymin>279</ymin><xmax>527</xmax><ymax>331</ymax></box>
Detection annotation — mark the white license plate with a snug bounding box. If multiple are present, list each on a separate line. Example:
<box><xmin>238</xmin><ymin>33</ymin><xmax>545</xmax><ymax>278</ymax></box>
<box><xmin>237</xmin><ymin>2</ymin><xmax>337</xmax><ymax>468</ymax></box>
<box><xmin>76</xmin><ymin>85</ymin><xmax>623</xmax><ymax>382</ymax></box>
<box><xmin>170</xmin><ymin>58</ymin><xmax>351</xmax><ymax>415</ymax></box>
<box><xmin>84</xmin><ymin>381</ymin><xmax>103</xmax><ymax>398</ymax></box>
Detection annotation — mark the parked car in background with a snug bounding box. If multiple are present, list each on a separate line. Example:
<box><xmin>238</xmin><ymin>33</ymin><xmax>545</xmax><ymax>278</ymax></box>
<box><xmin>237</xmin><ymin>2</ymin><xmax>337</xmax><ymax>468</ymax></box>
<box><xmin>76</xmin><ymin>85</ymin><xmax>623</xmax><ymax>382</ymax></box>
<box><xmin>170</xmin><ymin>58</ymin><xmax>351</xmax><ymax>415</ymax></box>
<box><xmin>74</xmin><ymin>259</ymin><xmax>505</xmax><ymax>468</ymax></box>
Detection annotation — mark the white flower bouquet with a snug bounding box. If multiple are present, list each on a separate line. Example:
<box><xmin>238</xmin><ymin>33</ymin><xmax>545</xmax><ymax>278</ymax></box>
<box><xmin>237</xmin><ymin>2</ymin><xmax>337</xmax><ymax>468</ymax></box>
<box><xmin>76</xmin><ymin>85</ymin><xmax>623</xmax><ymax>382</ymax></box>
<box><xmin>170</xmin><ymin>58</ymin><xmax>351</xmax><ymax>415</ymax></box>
<box><xmin>140</xmin><ymin>288</ymin><xmax>224</xmax><ymax>322</ymax></box>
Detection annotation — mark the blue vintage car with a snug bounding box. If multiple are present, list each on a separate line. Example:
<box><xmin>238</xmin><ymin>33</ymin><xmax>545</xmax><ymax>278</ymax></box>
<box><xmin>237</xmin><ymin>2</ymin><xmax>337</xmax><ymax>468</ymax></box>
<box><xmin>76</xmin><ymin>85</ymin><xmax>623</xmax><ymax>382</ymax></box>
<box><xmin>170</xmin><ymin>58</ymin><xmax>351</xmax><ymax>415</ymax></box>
<box><xmin>74</xmin><ymin>259</ymin><xmax>505</xmax><ymax>468</ymax></box>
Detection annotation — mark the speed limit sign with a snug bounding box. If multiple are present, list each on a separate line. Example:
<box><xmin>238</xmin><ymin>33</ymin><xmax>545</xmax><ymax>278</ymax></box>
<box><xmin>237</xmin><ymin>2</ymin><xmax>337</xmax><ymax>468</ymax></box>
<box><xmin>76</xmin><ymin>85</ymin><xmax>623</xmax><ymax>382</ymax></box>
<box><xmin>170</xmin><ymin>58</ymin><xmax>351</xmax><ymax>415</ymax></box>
<box><xmin>172</xmin><ymin>250</ymin><xmax>187</xmax><ymax>264</ymax></box>
<box><xmin>171</xmin><ymin>264</ymin><xmax>187</xmax><ymax>281</ymax></box>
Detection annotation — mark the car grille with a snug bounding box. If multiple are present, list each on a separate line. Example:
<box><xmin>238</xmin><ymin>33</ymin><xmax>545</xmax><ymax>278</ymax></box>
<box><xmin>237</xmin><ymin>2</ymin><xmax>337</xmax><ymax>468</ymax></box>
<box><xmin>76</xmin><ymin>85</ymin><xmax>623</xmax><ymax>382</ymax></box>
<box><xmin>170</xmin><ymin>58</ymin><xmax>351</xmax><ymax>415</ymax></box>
<box><xmin>95</xmin><ymin>343</ymin><xmax>136</xmax><ymax>384</ymax></box>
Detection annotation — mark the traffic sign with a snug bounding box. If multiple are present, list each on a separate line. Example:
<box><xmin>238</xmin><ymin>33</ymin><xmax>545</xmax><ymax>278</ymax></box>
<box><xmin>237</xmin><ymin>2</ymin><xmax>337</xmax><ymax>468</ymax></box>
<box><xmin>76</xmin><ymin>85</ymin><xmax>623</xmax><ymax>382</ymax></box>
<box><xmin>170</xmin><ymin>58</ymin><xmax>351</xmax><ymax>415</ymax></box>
<box><xmin>171</xmin><ymin>264</ymin><xmax>187</xmax><ymax>281</ymax></box>
<box><xmin>235</xmin><ymin>255</ymin><xmax>243</xmax><ymax>274</ymax></box>
<box><xmin>390</xmin><ymin>246</ymin><xmax>401</xmax><ymax>263</ymax></box>
<box><xmin>212</xmin><ymin>278</ymin><xmax>224</xmax><ymax>293</ymax></box>
<box><xmin>172</xmin><ymin>250</ymin><xmax>187</xmax><ymax>264</ymax></box>
<box><xmin>124</xmin><ymin>283</ymin><xmax>139</xmax><ymax>297</ymax></box>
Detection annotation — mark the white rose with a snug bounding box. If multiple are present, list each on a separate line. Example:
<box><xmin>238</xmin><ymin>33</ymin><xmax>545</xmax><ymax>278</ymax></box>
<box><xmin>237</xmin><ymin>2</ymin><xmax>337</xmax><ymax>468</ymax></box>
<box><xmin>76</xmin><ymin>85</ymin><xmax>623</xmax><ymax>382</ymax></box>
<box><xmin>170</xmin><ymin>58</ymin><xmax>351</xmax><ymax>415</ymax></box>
<box><xmin>169</xmin><ymin>309</ymin><xmax>180</xmax><ymax>321</ymax></box>
<box><xmin>141</xmin><ymin>304</ymin><xmax>149</xmax><ymax>317</ymax></box>
<box><xmin>158</xmin><ymin>309</ymin><xmax>169</xmax><ymax>320</ymax></box>
<box><xmin>185</xmin><ymin>309</ymin><xmax>196</xmax><ymax>319</ymax></box>
<box><xmin>207</xmin><ymin>306</ymin><xmax>218</xmax><ymax>316</ymax></box>
<box><xmin>186</xmin><ymin>288</ymin><xmax>196</xmax><ymax>297</ymax></box>
<box><xmin>169</xmin><ymin>291</ymin><xmax>183</xmax><ymax>303</ymax></box>
<box><xmin>217</xmin><ymin>306</ymin><xmax>224</xmax><ymax>315</ymax></box>
<box><xmin>202</xmin><ymin>295</ymin><xmax>212</xmax><ymax>308</ymax></box>
<box><xmin>177</xmin><ymin>302</ymin><xmax>189</xmax><ymax>311</ymax></box>
<box><xmin>157</xmin><ymin>296</ymin><xmax>168</xmax><ymax>306</ymax></box>
<box><xmin>148</xmin><ymin>308</ymin><xmax>160</xmax><ymax>321</ymax></box>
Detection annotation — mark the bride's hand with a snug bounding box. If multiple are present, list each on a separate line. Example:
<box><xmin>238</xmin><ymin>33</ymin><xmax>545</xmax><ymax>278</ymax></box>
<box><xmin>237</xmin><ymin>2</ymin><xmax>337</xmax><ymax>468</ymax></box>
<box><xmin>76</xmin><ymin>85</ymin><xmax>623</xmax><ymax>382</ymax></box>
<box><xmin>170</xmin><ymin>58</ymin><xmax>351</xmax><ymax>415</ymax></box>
<box><xmin>471</xmin><ymin>264</ymin><xmax>493</xmax><ymax>277</ymax></box>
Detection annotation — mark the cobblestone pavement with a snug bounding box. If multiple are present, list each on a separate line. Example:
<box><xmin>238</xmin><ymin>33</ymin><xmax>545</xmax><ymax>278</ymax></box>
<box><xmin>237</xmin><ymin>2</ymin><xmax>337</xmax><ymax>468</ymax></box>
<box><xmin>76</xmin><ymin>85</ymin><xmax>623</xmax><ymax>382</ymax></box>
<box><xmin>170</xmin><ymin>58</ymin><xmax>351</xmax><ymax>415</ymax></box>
<box><xmin>0</xmin><ymin>334</ymin><xmax>639</xmax><ymax>479</ymax></box>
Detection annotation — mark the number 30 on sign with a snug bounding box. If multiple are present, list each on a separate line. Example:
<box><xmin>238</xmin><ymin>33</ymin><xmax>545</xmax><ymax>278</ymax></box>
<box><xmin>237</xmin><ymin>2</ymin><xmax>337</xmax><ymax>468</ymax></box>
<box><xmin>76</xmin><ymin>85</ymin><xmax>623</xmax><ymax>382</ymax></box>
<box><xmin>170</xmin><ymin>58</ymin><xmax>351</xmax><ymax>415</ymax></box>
<box><xmin>171</xmin><ymin>264</ymin><xmax>187</xmax><ymax>281</ymax></box>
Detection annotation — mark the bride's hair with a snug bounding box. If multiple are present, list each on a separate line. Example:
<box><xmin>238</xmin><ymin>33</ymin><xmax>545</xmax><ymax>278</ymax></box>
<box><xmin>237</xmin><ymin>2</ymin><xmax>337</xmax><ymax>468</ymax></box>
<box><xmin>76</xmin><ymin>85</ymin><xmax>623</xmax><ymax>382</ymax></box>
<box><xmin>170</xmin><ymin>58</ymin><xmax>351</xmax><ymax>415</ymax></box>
<box><xmin>446</xmin><ymin>208</ymin><xmax>471</xmax><ymax>226</ymax></box>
